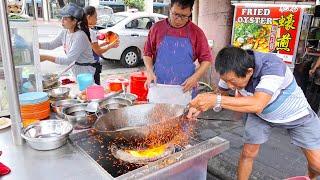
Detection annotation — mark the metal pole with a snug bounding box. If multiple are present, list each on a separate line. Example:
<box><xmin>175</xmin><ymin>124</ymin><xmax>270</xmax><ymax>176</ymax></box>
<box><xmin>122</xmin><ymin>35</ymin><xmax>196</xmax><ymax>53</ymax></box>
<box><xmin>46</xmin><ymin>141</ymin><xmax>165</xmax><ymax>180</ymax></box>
<box><xmin>32</xmin><ymin>0</ymin><xmax>38</xmax><ymax>20</ymax></box>
<box><xmin>0</xmin><ymin>0</ymin><xmax>23</xmax><ymax>145</ymax></box>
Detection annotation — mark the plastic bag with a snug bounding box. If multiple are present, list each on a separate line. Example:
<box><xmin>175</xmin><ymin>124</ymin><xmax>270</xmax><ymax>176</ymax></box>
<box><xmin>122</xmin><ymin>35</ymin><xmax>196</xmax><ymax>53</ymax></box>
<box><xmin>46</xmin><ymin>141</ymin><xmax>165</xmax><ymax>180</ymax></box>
<box><xmin>147</xmin><ymin>84</ymin><xmax>191</xmax><ymax>106</ymax></box>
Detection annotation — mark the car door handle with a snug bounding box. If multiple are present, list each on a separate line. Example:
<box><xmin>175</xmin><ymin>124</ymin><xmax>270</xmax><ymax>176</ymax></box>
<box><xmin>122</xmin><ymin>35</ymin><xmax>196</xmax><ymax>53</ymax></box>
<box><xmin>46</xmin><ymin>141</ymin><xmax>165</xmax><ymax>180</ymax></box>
<box><xmin>131</xmin><ymin>34</ymin><xmax>139</xmax><ymax>37</ymax></box>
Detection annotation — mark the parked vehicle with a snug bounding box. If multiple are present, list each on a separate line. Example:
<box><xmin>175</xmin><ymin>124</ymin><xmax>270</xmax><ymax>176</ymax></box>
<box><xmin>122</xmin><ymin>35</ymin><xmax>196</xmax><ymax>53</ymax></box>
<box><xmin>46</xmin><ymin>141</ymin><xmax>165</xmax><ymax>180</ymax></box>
<box><xmin>97</xmin><ymin>11</ymin><xmax>167</xmax><ymax>68</ymax></box>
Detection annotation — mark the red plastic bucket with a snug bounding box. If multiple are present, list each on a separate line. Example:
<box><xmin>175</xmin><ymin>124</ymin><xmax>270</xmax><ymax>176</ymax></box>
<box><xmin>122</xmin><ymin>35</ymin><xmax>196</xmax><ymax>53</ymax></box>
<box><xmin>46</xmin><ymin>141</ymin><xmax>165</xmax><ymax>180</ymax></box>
<box><xmin>130</xmin><ymin>72</ymin><xmax>148</xmax><ymax>101</ymax></box>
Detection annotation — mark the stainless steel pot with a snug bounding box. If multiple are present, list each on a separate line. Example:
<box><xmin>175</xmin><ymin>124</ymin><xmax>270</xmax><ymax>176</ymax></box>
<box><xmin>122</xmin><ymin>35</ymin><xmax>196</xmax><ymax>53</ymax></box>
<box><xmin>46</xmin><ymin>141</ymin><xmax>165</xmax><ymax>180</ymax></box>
<box><xmin>97</xmin><ymin>97</ymin><xmax>133</xmax><ymax>115</ymax></box>
<box><xmin>21</xmin><ymin>120</ymin><xmax>73</xmax><ymax>151</ymax></box>
<box><xmin>48</xmin><ymin>87</ymin><xmax>70</xmax><ymax>101</ymax></box>
<box><xmin>51</xmin><ymin>99</ymin><xmax>81</xmax><ymax>117</ymax></box>
<box><xmin>62</xmin><ymin>103</ymin><xmax>97</xmax><ymax>129</ymax></box>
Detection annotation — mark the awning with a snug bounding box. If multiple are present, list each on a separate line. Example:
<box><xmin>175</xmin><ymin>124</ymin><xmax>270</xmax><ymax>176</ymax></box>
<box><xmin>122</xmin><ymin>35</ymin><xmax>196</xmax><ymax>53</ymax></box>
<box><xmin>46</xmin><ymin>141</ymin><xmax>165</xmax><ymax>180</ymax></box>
<box><xmin>153</xmin><ymin>2</ymin><xmax>169</xmax><ymax>8</ymax></box>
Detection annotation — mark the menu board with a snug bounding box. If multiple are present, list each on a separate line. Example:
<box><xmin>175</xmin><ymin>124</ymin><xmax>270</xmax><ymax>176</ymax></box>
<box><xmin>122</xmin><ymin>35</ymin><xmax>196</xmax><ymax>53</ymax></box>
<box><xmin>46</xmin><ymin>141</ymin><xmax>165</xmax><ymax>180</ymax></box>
<box><xmin>232</xmin><ymin>5</ymin><xmax>303</xmax><ymax>64</ymax></box>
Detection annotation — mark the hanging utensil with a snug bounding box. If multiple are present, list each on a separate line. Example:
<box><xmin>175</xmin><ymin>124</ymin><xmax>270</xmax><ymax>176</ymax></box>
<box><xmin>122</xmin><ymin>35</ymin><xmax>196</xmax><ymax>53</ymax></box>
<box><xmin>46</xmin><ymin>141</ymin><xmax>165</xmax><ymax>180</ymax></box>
<box><xmin>57</xmin><ymin>61</ymin><xmax>75</xmax><ymax>78</ymax></box>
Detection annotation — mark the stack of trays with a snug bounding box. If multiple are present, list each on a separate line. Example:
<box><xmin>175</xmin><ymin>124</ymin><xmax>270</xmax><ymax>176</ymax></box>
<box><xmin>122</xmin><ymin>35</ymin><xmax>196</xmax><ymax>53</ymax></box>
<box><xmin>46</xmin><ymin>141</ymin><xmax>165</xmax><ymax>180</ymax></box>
<box><xmin>19</xmin><ymin>92</ymin><xmax>50</xmax><ymax>121</ymax></box>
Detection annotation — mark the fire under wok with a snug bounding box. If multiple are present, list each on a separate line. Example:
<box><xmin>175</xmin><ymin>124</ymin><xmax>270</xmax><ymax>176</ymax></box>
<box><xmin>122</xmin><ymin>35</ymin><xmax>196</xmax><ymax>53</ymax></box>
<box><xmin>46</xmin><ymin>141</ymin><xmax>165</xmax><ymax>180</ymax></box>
<box><xmin>93</xmin><ymin>103</ymin><xmax>190</xmax><ymax>150</ymax></box>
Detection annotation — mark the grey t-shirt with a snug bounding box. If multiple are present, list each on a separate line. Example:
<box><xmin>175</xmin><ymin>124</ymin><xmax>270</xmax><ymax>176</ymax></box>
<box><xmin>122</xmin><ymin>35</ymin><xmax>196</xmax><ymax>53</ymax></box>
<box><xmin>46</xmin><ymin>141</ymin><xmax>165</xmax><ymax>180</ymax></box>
<box><xmin>39</xmin><ymin>30</ymin><xmax>96</xmax><ymax>77</ymax></box>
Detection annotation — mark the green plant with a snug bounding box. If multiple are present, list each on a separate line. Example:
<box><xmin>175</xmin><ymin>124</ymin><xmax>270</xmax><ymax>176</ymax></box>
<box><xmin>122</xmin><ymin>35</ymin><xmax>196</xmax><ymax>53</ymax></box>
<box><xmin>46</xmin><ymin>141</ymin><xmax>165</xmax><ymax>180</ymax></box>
<box><xmin>123</xmin><ymin>0</ymin><xmax>144</xmax><ymax>11</ymax></box>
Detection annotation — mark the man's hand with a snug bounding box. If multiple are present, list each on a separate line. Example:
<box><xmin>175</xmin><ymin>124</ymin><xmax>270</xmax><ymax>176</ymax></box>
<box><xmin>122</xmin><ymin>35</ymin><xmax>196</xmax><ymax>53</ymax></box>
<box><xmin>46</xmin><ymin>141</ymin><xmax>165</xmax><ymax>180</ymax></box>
<box><xmin>189</xmin><ymin>93</ymin><xmax>216</xmax><ymax>112</ymax></box>
<box><xmin>181</xmin><ymin>74</ymin><xmax>199</xmax><ymax>92</ymax></box>
<box><xmin>144</xmin><ymin>70</ymin><xmax>157</xmax><ymax>89</ymax></box>
<box><xmin>309</xmin><ymin>68</ymin><xmax>316</xmax><ymax>77</ymax></box>
<box><xmin>186</xmin><ymin>107</ymin><xmax>201</xmax><ymax>119</ymax></box>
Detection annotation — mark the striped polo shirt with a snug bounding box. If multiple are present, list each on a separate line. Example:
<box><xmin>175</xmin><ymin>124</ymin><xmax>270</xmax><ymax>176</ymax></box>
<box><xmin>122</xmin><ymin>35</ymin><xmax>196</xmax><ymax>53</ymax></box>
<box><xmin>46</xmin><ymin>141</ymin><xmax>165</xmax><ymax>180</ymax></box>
<box><xmin>218</xmin><ymin>52</ymin><xmax>311</xmax><ymax>123</ymax></box>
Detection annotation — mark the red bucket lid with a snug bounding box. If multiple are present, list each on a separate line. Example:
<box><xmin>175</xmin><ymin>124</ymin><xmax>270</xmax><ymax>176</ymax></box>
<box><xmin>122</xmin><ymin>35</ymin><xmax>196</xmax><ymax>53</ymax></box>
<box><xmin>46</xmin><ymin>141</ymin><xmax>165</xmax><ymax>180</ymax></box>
<box><xmin>130</xmin><ymin>71</ymin><xmax>147</xmax><ymax>81</ymax></box>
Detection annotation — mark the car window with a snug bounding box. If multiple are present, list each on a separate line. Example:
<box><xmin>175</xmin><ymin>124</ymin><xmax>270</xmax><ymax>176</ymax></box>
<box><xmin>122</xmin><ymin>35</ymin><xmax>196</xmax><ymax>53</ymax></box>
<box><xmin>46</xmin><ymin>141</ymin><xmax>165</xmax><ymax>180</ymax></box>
<box><xmin>97</xmin><ymin>14</ymin><xmax>127</xmax><ymax>28</ymax></box>
<box><xmin>126</xmin><ymin>17</ymin><xmax>155</xmax><ymax>30</ymax></box>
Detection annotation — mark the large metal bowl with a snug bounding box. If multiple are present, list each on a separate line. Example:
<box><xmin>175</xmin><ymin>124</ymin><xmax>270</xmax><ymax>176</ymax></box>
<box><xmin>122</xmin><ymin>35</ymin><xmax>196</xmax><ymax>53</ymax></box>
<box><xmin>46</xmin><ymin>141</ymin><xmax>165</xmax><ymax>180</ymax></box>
<box><xmin>21</xmin><ymin>120</ymin><xmax>73</xmax><ymax>151</ymax></box>
<box><xmin>62</xmin><ymin>103</ymin><xmax>97</xmax><ymax>129</ymax></box>
<box><xmin>51</xmin><ymin>99</ymin><xmax>81</xmax><ymax>117</ymax></box>
<box><xmin>48</xmin><ymin>87</ymin><xmax>70</xmax><ymax>101</ymax></box>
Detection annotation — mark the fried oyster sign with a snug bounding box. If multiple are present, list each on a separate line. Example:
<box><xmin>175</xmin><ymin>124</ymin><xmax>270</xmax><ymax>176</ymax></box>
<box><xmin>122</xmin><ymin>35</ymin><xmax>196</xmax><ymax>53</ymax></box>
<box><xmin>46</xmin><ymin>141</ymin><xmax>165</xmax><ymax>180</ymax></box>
<box><xmin>232</xmin><ymin>6</ymin><xmax>302</xmax><ymax>64</ymax></box>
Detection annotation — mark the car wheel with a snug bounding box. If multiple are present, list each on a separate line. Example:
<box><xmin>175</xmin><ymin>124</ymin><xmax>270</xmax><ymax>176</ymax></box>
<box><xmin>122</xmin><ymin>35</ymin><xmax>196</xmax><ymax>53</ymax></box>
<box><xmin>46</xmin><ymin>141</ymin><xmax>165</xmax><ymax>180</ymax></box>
<box><xmin>120</xmin><ymin>47</ymin><xmax>140</xmax><ymax>68</ymax></box>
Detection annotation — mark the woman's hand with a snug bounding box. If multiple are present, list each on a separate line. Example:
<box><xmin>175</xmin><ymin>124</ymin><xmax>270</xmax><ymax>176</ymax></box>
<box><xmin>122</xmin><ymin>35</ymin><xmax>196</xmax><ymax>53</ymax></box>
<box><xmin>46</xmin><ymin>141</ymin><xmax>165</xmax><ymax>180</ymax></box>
<box><xmin>181</xmin><ymin>74</ymin><xmax>199</xmax><ymax>92</ymax></box>
<box><xmin>40</xmin><ymin>55</ymin><xmax>55</xmax><ymax>62</ymax></box>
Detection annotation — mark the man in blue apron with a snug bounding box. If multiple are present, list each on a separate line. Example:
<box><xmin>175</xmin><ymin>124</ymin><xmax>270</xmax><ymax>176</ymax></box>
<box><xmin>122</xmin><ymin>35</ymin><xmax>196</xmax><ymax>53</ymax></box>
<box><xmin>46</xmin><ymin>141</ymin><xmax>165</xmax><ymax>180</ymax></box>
<box><xmin>143</xmin><ymin>0</ymin><xmax>213</xmax><ymax>97</ymax></box>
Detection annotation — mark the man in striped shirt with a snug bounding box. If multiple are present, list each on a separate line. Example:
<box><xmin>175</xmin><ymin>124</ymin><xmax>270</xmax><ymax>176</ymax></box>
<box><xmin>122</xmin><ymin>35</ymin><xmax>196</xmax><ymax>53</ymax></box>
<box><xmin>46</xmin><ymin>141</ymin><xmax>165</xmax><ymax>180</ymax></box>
<box><xmin>187</xmin><ymin>47</ymin><xmax>320</xmax><ymax>180</ymax></box>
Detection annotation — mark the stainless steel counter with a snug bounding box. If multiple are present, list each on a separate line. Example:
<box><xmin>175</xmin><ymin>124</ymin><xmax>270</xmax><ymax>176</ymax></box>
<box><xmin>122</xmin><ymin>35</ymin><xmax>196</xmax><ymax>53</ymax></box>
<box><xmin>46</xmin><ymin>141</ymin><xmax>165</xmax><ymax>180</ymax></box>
<box><xmin>0</xmin><ymin>128</ymin><xmax>107</xmax><ymax>180</ymax></box>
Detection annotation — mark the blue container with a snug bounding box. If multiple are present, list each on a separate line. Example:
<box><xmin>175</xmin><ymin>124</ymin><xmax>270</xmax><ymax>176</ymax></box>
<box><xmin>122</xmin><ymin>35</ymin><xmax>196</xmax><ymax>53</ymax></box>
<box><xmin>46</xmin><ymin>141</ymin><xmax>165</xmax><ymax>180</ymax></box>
<box><xmin>77</xmin><ymin>73</ymin><xmax>93</xmax><ymax>91</ymax></box>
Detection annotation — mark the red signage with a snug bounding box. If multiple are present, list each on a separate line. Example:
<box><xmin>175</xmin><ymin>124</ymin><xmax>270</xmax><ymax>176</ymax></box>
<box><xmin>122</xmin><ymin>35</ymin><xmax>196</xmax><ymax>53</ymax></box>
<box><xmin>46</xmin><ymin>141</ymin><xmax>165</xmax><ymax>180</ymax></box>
<box><xmin>232</xmin><ymin>5</ymin><xmax>303</xmax><ymax>64</ymax></box>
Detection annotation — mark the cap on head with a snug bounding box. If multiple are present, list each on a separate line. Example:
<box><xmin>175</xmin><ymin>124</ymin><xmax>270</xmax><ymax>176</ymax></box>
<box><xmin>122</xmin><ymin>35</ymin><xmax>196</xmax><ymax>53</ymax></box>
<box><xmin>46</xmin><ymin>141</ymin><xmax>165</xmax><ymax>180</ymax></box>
<box><xmin>60</xmin><ymin>3</ymin><xmax>84</xmax><ymax>20</ymax></box>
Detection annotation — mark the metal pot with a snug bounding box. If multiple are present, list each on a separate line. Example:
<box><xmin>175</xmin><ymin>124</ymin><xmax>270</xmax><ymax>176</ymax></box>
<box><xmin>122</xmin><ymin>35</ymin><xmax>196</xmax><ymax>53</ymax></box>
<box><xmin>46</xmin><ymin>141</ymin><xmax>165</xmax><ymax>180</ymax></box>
<box><xmin>42</xmin><ymin>74</ymin><xmax>59</xmax><ymax>90</ymax></box>
<box><xmin>98</xmin><ymin>97</ymin><xmax>132</xmax><ymax>115</ymax></box>
<box><xmin>51</xmin><ymin>99</ymin><xmax>81</xmax><ymax>117</ymax></box>
<box><xmin>48</xmin><ymin>87</ymin><xmax>70</xmax><ymax>101</ymax></box>
<box><xmin>21</xmin><ymin>120</ymin><xmax>73</xmax><ymax>151</ymax></box>
<box><xmin>93</xmin><ymin>103</ymin><xmax>189</xmax><ymax>150</ymax></box>
<box><xmin>62</xmin><ymin>103</ymin><xmax>97</xmax><ymax>129</ymax></box>
<box><xmin>116</xmin><ymin>93</ymin><xmax>138</xmax><ymax>102</ymax></box>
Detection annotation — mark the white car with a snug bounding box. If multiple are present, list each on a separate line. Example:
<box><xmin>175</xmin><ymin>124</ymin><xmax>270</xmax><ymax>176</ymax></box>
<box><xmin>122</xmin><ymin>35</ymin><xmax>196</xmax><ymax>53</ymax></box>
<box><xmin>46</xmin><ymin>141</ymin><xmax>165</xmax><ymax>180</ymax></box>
<box><xmin>97</xmin><ymin>11</ymin><xmax>167</xmax><ymax>68</ymax></box>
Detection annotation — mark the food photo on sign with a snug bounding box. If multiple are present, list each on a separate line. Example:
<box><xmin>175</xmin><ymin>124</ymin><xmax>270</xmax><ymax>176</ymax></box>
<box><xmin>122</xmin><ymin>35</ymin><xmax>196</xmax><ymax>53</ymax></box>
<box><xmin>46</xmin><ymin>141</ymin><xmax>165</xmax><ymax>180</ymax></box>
<box><xmin>232</xmin><ymin>5</ymin><xmax>303</xmax><ymax>64</ymax></box>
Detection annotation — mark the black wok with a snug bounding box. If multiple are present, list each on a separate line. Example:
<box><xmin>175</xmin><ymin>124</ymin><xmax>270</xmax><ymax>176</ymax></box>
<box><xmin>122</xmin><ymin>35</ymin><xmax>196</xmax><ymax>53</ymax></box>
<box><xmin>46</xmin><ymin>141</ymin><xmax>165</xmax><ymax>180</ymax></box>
<box><xmin>93</xmin><ymin>103</ymin><xmax>188</xmax><ymax>150</ymax></box>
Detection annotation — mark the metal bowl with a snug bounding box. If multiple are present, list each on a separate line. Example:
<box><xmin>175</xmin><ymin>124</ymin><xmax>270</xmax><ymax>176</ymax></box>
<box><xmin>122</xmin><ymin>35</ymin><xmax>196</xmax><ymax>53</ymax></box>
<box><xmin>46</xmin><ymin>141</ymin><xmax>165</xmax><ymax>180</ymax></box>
<box><xmin>21</xmin><ymin>120</ymin><xmax>73</xmax><ymax>151</ymax></box>
<box><xmin>42</xmin><ymin>74</ymin><xmax>59</xmax><ymax>89</ymax></box>
<box><xmin>51</xmin><ymin>99</ymin><xmax>81</xmax><ymax>117</ymax></box>
<box><xmin>116</xmin><ymin>93</ymin><xmax>138</xmax><ymax>102</ymax></box>
<box><xmin>62</xmin><ymin>103</ymin><xmax>97</xmax><ymax>129</ymax></box>
<box><xmin>98</xmin><ymin>97</ymin><xmax>132</xmax><ymax>114</ymax></box>
<box><xmin>48</xmin><ymin>87</ymin><xmax>70</xmax><ymax>101</ymax></box>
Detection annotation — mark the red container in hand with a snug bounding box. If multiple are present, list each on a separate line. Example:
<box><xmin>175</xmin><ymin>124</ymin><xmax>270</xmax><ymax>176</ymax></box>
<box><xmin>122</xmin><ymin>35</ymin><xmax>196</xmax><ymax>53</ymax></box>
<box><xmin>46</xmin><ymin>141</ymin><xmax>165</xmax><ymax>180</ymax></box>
<box><xmin>130</xmin><ymin>72</ymin><xmax>148</xmax><ymax>101</ymax></box>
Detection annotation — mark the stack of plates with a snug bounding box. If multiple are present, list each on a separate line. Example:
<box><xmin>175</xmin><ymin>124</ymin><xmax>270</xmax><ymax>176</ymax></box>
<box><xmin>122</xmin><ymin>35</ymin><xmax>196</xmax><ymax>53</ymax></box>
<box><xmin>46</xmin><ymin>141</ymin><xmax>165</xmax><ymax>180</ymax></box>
<box><xmin>19</xmin><ymin>92</ymin><xmax>50</xmax><ymax>121</ymax></box>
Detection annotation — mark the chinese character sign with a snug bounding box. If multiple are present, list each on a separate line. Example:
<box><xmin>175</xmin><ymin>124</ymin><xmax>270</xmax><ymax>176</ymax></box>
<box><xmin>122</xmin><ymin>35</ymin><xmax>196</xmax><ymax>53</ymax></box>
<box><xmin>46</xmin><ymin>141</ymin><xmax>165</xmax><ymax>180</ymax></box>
<box><xmin>232</xmin><ymin>5</ymin><xmax>302</xmax><ymax>64</ymax></box>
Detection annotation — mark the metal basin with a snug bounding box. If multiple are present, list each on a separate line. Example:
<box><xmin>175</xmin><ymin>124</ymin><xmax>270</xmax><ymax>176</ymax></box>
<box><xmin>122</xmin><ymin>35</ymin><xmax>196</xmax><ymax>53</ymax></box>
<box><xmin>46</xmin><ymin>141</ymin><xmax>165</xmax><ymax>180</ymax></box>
<box><xmin>99</xmin><ymin>97</ymin><xmax>132</xmax><ymax>111</ymax></box>
<box><xmin>21</xmin><ymin>120</ymin><xmax>73</xmax><ymax>151</ymax></box>
<box><xmin>62</xmin><ymin>103</ymin><xmax>97</xmax><ymax>129</ymax></box>
<box><xmin>51</xmin><ymin>99</ymin><xmax>81</xmax><ymax>117</ymax></box>
<box><xmin>48</xmin><ymin>87</ymin><xmax>70</xmax><ymax>101</ymax></box>
<box><xmin>116</xmin><ymin>93</ymin><xmax>138</xmax><ymax>102</ymax></box>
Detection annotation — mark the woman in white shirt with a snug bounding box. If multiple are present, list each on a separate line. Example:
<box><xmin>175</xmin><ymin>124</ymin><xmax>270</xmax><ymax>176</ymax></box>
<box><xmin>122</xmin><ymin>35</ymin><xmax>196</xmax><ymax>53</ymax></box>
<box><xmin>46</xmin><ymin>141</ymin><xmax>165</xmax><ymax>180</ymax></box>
<box><xmin>39</xmin><ymin>3</ymin><xmax>96</xmax><ymax>79</ymax></box>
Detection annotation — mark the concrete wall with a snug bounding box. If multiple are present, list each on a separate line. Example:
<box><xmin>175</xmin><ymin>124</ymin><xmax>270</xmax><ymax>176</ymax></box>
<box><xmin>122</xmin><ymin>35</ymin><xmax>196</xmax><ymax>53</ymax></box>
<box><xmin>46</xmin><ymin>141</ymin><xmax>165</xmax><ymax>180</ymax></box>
<box><xmin>196</xmin><ymin>0</ymin><xmax>233</xmax><ymax>86</ymax></box>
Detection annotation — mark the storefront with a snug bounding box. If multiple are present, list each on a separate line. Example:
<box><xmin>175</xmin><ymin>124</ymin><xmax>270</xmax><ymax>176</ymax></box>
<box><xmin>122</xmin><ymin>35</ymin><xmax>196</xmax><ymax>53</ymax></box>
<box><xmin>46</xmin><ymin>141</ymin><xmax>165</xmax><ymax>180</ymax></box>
<box><xmin>230</xmin><ymin>0</ymin><xmax>320</xmax><ymax>114</ymax></box>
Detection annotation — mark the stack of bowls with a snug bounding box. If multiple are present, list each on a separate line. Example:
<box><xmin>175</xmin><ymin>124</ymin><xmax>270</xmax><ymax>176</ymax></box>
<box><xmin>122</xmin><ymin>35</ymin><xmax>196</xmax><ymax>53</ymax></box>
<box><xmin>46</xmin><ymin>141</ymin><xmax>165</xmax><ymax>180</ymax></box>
<box><xmin>19</xmin><ymin>92</ymin><xmax>50</xmax><ymax>125</ymax></box>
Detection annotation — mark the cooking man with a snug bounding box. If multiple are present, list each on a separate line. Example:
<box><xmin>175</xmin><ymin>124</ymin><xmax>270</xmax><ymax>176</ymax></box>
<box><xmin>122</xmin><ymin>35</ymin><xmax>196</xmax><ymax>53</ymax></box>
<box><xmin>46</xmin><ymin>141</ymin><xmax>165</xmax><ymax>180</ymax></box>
<box><xmin>143</xmin><ymin>0</ymin><xmax>212</xmax><ymax>95</ymax></box>
<box><xmin>187</xmin><ymin>47</ymin><xmax>320</xmax><ymax>180</ymax></box>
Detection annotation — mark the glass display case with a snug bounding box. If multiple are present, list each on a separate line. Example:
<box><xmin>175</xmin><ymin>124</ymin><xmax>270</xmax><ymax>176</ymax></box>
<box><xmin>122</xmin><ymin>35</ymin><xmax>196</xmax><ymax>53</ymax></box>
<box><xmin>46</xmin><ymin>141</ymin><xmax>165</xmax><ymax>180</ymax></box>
<box><xmin>0</xmin><ymin>21</ymin><xmax>42</xmax><ymax>116</ymax></box>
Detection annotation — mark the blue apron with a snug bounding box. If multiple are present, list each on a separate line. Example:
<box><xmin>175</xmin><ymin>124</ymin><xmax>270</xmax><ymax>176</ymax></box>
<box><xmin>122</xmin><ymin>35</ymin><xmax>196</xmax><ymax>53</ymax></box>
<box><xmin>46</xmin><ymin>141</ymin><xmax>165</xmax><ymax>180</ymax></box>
<box><xmin>154</xmin><ymin>25</ymin><xmax>196</xmax><ymax>96</ymax></box>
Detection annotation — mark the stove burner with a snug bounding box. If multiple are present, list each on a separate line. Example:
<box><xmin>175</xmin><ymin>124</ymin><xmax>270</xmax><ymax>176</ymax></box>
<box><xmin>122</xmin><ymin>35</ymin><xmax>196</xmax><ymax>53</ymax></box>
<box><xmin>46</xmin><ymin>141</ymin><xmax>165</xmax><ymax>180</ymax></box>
<box><xmin>111</xmin><ymin>144</ymin><xmax>175</xmax><ymax>165</ymax></box>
